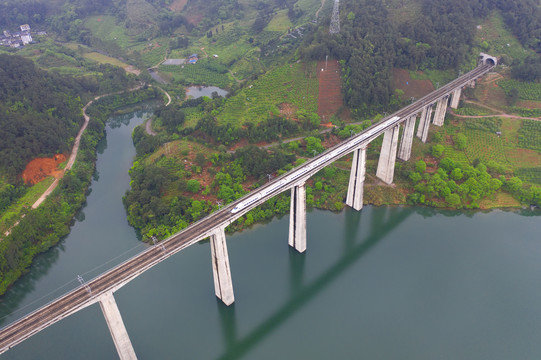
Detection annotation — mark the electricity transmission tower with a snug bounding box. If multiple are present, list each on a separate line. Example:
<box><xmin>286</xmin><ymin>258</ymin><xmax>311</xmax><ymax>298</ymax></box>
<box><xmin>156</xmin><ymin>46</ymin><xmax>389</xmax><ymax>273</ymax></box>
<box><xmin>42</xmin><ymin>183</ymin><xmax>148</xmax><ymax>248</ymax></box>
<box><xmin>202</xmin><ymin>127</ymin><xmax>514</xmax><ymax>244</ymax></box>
<box><xmin>329</xmin><ymin>0</ymin><xmax>340</xmax><ymax>34</ymax></box>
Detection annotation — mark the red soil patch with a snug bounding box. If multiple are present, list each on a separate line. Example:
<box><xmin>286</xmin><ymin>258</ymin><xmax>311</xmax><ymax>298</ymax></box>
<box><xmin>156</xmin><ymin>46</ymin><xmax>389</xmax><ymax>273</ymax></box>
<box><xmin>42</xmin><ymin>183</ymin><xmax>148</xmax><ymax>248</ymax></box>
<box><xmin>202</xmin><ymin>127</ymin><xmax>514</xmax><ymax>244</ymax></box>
<box><xmin>517</xmin><ymin>100</ymin><xmax>541</xmax><ymax>110</ymax></box>
<box><xmin>317</xmin><ymin>59</ymin><xmax>343</xmax><ymax>122</ymax></box>
<box><xmin>392</xmin><ymin>68</ymin><xmax>434</xmax><ymax>100</ymax></box>
<box><xmin>168</xmin><ymin>0</ymin><xmax>188</xmax><ymax>12</ymax></box>
<box><xmin>187</xmin><ymin>14</ymin><xmax>203</xmax><ymax>26</ymax></box>
<box><xmin>279</xmin><ymin>102</ymin><xmax>297</xmax><ymax>119</ymax></box>
<box><xmin>22</xmin><ymin>154</ymin><xmax>67</xmax><ymax>185</ymax></box>
<box><xmin>321</xmin><ymin>134</ymin><xmax>343</xmax><ymax>149</ymax></box>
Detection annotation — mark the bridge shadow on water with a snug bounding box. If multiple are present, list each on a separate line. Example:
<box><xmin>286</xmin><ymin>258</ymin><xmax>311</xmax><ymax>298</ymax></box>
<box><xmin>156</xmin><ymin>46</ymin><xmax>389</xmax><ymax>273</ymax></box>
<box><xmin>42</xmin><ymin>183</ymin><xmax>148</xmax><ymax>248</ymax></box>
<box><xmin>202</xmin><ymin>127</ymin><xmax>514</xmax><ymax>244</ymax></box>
<box><xmin>216</xmin><ymin>206</ymin><xmax>412</xmax><ymax>360</ymax></box>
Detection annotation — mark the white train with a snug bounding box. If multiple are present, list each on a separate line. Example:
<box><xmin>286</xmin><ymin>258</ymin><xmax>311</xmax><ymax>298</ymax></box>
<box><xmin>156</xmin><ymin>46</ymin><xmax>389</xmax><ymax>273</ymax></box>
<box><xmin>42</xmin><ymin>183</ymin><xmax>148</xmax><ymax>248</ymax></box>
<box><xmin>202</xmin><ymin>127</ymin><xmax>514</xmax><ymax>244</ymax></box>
<box><xmin>230</xmin><ymin>116</ymin><xmax>400</xmax><ymax>214</ymax></box>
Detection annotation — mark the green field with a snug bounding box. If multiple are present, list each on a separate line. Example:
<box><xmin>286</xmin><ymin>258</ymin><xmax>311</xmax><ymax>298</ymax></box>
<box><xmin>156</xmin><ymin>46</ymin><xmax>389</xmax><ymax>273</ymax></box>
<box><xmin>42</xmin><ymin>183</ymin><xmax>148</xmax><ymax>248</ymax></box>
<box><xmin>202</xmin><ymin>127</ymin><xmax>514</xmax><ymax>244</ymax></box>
<box><xmin>515</xmin><ymin>167</ymin><xmax>541</xmax><ymax>185</ymax></box>
<box><xmin>498</xmin><ymin>79</ymin><xmax>541</xmax><ymax>101</ymax></box>
<box><xmin>518</xmin><ymin>119</ymin><xmax>541</xmax><ymax>150</ymax></box>
<box><xmin>159</xmin><ymin>62</ymin><xmax>232</xmax><ymax>88</ymax></box>
<box><xmin>464</xmin><ymin>128</ymin><xmax>508</xmax><ymax>164</ymax></box>
<box><xmin>453</xmin><ymin>103</ymin><xmax>497</xmax><ymax>116</ymax></box>
<box><xmin>217</xmin><ymin>61</ymin><xmax>319</xmax><ymax>126</ymax></box>
<box><xmin>266</xmin><ymin>9</ymin><xmax>292</xmax><ymax>32</ymax></box>
<box><xmin>84</xmin><ymin>16</ymin><xmax>133</xmax><ymax>49</ymax></box>
<box><xmin>476</xmin><ymin>11</ymin><xmax>533</xmax><ymax>62</ymax></box>
<box><xmin>0</xmin><ymin>178</ymin><xmax>55</xmax><ymax>233</ymax></box>
<box><xmin>408</xmin><ymin>68</ymin><xmax>456</xmax><ymax>88</ymax></box>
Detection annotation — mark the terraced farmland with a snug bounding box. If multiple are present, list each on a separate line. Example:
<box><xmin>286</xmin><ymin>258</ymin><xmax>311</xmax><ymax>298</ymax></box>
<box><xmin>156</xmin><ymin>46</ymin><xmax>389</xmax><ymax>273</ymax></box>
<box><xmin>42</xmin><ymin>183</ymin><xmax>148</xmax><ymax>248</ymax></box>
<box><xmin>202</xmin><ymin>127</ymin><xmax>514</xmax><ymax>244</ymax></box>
<box><xmin>217</xmin><ymin>62</ymin><xmax>319</xmax><ymax>126</ymax></box>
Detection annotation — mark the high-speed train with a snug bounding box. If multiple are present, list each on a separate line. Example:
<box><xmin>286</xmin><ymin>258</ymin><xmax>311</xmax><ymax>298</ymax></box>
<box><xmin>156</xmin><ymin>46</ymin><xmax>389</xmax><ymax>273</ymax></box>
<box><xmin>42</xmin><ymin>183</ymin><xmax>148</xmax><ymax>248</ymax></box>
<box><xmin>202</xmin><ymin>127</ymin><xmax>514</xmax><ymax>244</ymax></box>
<box><xmin>230</xmin><ymin>116</ymin><xmax>400</xmax><ymax>214</ymax></box>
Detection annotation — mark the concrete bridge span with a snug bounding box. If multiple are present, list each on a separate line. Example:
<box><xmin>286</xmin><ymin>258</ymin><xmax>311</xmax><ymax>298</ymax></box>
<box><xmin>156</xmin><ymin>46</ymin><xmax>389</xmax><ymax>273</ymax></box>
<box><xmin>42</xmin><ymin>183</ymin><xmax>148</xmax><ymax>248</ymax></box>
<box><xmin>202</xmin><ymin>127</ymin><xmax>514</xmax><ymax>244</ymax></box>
<box><xmin>0</xmin><ymin>59</ymin><xmax>495</xmax><ymax>359</ymax></box>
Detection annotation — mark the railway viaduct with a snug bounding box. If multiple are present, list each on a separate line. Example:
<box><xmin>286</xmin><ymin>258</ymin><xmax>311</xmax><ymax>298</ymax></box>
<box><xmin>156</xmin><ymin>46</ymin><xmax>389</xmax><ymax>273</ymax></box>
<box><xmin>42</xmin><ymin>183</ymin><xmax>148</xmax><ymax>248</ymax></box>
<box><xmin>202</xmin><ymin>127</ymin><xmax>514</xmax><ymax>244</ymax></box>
<box><xmin>0</xmin><ymin>54</ymin><xmax>497</xmax><ymax>359</ymax></box>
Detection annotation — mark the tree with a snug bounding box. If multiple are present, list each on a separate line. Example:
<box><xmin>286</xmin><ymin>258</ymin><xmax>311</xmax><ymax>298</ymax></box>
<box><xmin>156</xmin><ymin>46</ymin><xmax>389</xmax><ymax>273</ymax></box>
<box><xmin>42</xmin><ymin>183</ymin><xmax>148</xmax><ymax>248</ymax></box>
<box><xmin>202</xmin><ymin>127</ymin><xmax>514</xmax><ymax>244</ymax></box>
<box><xmin>186</xmin><ymin>179</ymin><xmax>200</xmax><ymax>193</ymax></box>
<box><xmin>508</xmin><ymin>87</ymin><xmax>520</xmax><ymax>106</ymax></box>
<box><xmin>431</xmin><ymin>144</ymin><xmax>445</xmax><ymax>158</ymax></box>
<box><xmin>454</xmin><ymin>133</ymin><xmax>467</xmax><ymax>150</ymax></box>
<box><xmin>305</xmin><ymin>136</ymin><xmax>324</xmax><ymax>155</ymax></box>
<box><xmin>445</xmin><ymin>193</ymin><xmax>461</xmax><ymax>208</ymax></box>
<box><xmin>451</xmin><ymin>168</ymin><xmax>463</xmax><ymax>181</ymax></box>
<box><xmin>416</xmin><ymin>160</ymin><xmax>427</xmax><ymax>173</ymax></box>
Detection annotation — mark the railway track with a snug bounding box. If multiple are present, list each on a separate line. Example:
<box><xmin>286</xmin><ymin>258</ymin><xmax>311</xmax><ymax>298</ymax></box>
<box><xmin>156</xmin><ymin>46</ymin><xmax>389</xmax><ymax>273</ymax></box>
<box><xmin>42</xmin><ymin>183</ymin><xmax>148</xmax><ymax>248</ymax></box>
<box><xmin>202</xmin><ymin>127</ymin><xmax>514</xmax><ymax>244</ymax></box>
<box><xmin>0</xmin><ymin>63</ymin><xmax>494</xmax><ymax>354</ymax></box>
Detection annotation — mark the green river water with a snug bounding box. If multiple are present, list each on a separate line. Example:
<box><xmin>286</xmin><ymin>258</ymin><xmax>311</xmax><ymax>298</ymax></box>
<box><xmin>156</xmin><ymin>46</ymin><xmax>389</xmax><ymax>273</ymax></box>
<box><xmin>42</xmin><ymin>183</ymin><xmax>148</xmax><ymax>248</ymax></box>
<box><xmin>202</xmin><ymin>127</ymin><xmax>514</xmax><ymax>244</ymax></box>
<box><xmin>0</xmin><ymin>111</ymin><xmax>540</xmax><ymax>359</ymax></box>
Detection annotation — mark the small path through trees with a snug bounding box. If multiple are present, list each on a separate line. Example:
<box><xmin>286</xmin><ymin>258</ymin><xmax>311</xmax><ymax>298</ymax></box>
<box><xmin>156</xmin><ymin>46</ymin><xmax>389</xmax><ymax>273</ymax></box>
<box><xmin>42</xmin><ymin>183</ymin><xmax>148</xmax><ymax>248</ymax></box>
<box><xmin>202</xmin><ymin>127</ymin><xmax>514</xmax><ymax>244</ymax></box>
<box><xmin>145</xmin><ymin>85</ymin><xmax>171</xmax><ymax>136</ymax></box>
<box><xmin>452</xmin><ymin>100</ymin><xmax>541</xmax><ymax>122</ymax></box>
<box><xmin>3</xmin><ymin>85</ymin><xmax>145</xmax><ymax>238</ymax></box>
<box><xmin>32</xmin><ymin>85</ymin><xmax>144</xmax><ymax>209</ymax></box>
<box><xmin>315</xmin><ymin>0</ymin><xmax>327</xmax><ymax>19</ymax></box>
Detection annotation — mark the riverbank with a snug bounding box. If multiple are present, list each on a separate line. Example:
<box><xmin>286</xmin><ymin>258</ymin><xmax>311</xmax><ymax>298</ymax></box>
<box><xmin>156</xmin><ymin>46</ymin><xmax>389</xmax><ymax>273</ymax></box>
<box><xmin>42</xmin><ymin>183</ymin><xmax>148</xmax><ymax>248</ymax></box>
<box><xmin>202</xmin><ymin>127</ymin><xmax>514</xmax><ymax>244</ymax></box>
<box><xmin>0</xmin><ymin>86</ymin><xmax>162</xmax><ymax>295</ymax></box>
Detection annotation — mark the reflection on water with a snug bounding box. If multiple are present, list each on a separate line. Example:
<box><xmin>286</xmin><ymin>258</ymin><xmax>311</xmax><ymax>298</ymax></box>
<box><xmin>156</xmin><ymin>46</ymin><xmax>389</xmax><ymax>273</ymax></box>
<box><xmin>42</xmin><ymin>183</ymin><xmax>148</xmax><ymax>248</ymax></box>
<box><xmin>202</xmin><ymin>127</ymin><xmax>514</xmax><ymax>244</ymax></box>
<box><xmin>216</xmin><ymin>207</ymin><xmax>412</xmax><ymax>360</ymax></box>
<box><xmin>0</xmin><ymin>105</ymin><xmax>540</xmax><ymax>360</ymax></box>
<box><xmin>0</xmin><ymin>111</ymin><xmax>152</xmax><ymax>326</ymax></box>
<box><xmin>186</xmin><ymin>86</ymin><xmax>228</xmax><ymax>99</ymax></box>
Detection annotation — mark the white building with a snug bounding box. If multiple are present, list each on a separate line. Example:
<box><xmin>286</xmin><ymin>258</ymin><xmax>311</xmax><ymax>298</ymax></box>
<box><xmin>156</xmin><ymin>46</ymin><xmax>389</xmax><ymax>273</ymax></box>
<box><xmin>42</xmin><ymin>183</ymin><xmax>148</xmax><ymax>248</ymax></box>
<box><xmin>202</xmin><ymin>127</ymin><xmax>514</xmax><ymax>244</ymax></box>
<box><xmin>21</xmin><ymin>34</ymin><xmax>32</xmax><ymax>45</ymax></box>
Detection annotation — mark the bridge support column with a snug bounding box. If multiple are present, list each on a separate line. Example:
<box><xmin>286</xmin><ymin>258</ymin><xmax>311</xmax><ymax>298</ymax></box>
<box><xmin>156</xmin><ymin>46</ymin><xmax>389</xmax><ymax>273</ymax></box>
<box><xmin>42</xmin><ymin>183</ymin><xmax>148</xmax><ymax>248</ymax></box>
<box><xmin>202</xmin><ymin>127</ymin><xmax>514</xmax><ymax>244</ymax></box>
<box><xmin>416</xmin><ymin>105</ymin><xmax>432</xmax><ymax>143</ymax></box>
<box><xmin>346</xmin><ymin>146</ymin><xmax>366</xmax><ymax>211</ymax></box>
<box><xmin>210</xmin><ymin>226</ymin><xmax>235</xmax><ymax>306</ymax></box>
<box><xmin>433</xmin><ymin>96</ymin><xmax>448</xmax><ymax>126</ymax></box>
<box><xmin>99</xmin><ymin>292</ymin><xmax>138</xmax><ymax>360</ymax></box>
<box><xmin>450</xmin><ymin>88</ymin><xmax>461</xmax><ymax>109</ymax></box>
<box><xmin>397</xmin><ymin>115</ymin><xmax>416</xmax><ymax>161</ymax></box>
<box><xmin>289</xmin><ymin>183</ymin><xmax>306</xmax><ymax>253</ymax></box>
<box><xmin>376</xmin><ymin>124</ymin><xmax>400</xmax><ymax>184</ymax></box>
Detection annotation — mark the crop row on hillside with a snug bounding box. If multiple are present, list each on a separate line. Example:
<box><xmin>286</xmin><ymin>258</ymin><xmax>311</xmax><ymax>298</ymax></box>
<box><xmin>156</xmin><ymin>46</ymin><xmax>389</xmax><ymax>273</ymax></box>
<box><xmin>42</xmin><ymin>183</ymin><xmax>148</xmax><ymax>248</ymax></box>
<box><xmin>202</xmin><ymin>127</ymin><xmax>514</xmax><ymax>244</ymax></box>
<box><xmin>498</xmin><ymin>79</ymin><xmax>541</xmax><ymax>101</ymax></box>
<box><xmin>217</xmin><ymin>62</ymin><xmax>318</xmax><ymax>126</ymax></box>
<box><xmin>159</xmin><ymin>63</ymin><xmax>232</xmax><ymax>88</ymax></box>
<box><xmin>517</xmin><ymin>119</ymin><xmax>541</xmax><ymax>151</ymax></box>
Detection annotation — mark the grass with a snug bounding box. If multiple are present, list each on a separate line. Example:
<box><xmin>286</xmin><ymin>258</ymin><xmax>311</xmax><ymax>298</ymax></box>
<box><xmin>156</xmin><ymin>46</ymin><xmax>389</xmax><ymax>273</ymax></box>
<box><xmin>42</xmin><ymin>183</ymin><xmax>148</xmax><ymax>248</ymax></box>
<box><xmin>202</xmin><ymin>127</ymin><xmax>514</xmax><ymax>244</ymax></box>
<box><xmin>475</xmin><ymin>11</ymin><xmax>533</xmax><ymax>62</ymax></box>
<box><xmin>464</xmin><ymin>129</ymin><xmax>508</xmax><ymax>164</ymax></box>
<box><xmin>498</xmin><ymin>79</ymin><xmax>541</xmax><ymax>101</ymax></box>
<box><xmin>265</xmin><ymin>10</ymin><xmax>292</xmax><ymax>32</ymax></box>
<box><xmin>183</xmin><ymin>107</ymin><xmax>204</xmax><ymax>128</ymax></box>
<box><xmin>217</xmin><ymin>61</ymin><xmax>319</xmax><ymax>126</ymax></box>
<box><xmin>408</xmin><ymin>68</ymin><xmax>456</xmax><ymax>88</ymax></box>
<box><xmin>84</xmin><ymin>15</ymin><xmax>133</xmax><ymax>49</ymax></box>
<box><xmin>0</xmin><ymin>178</ymin><xmax>55</xmax><ymax>233</ymax></box>
<box><xmin>83</xmin><ymin>52</ymin><xmax>132</xmax><ymax>68</ymax></box>
<box><xmin>515</xmin><ymin>168</ymin><xmax>541</xmax><ymax>185</ymax></box>
<box><xmin>517</xmin><ymin>119</ymin><xmax>541</xmax><ymax>151</ymax></box>
<box><xmin>442</xmin><ymin>145</ymin><xmax>470</xmax><ymax>165</ymax></box>
<box><xmin>159</xmin><ymin>62</ymin><xmax>232</xmax><ymax>88</ymax></box>
<box><xmin>453</xmin><ymin>103</ymin><xmax>496</xmax><ymax>116</ymax></box>
<box><xmin>132</xmin><ymin>37</ymin><xmax>170</xmax><ymax>68</ymax></box>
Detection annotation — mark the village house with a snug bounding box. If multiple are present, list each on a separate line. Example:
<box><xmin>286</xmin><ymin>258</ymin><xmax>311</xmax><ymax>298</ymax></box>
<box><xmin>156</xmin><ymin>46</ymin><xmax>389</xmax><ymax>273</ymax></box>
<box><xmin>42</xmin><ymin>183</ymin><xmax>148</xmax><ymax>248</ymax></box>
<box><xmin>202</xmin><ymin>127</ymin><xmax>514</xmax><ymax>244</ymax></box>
<box><xmin>0</xmin><ymin>24</ymin><xmax>35</xmax><ymax>48</ymax></box>
<box><xmin>188</xmin><ymin>54</ymin><xmax>198</xmax><ymax>64</ymax></box>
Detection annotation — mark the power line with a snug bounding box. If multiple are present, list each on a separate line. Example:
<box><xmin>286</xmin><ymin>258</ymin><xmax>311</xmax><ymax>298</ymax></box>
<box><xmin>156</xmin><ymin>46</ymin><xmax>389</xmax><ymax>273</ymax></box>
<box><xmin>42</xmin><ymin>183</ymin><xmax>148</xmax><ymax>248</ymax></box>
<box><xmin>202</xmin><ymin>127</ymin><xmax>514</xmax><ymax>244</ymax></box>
<box><xmin>329</xmin><ymin>0</ymin><xmax>340</xmax><ymax>34</ymax></box>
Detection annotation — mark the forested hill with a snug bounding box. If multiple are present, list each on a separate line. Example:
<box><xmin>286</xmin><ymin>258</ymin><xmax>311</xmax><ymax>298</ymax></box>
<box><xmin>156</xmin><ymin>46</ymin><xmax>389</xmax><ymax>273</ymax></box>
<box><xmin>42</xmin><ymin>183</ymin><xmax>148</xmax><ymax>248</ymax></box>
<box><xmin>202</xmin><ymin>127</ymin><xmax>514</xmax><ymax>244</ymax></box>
<box><xmin>301</xmin><ymin>0</ymin><xmax>541</xmax><ymax>115</ymax></box>
<box><xmin>0</xmin><ymin>54</ymin><xmax>85</xmax><ymax>181</ymax></box>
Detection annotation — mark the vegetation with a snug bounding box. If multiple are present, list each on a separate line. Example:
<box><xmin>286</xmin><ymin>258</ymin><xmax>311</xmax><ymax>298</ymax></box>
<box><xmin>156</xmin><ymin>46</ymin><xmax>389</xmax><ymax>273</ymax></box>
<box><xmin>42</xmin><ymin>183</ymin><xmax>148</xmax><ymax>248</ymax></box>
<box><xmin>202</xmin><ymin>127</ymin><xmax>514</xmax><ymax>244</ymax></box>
<box><xmin>0</xmin><ymin>74</ymin><xmax>159</xmax><ymax>294</ymax></box>
<box><xmin>517</xmin><ymin>120</ymin><xmax>541</xmax><ymax>152</ymax></box>
<box><xmin>217</xmin><ymin>62</ymin><xmax>319</xmax><ymax>125</ymax></box>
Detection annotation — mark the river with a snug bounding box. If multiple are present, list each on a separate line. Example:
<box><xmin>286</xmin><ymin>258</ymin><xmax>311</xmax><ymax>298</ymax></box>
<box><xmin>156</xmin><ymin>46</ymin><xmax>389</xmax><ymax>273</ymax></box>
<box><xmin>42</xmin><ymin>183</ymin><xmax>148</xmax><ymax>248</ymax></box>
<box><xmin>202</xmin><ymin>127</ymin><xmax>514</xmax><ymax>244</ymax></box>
<box><xmin>1</xmin><ymin>111</ymin><xmax>540</xmax><ymax>359</ymax></box>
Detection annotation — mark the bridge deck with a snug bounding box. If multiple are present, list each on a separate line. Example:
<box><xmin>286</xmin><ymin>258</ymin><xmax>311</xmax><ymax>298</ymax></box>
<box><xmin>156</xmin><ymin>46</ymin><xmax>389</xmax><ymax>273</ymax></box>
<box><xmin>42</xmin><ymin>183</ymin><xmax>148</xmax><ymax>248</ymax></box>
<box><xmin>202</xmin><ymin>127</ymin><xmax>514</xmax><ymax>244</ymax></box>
<box><xmin>0</xmin><ymin>63</ymin><xmax>494</xmax><ymax>354</ymax></box>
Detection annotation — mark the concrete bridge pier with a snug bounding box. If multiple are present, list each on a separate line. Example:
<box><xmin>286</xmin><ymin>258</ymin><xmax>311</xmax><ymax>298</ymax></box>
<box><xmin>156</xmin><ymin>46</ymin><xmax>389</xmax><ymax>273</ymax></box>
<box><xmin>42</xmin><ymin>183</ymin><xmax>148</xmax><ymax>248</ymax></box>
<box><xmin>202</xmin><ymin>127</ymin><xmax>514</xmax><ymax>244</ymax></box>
<box><xmin>99</xmin><ymin>292</ymin><xmax>138</xmax><ymax>360</ymax></box>
<box><xmin>376</xmin><ymin>124</ymin><xmax>400</xmax><ymax>184</ymax></box>
<box><xmin>450</xmin><ymin>88</ymin><xmax>461</xmax><ymax>109</ymax></box>
<box><xmin>346</xmin><ymin>146</ymin><xmax>367</xmax><ymax>210</ymax></box>
<box><xmin>433</xmin><ymin>96</ymin><xmax>448</xmax><ymax>126</ymax></box>
<box><xmin>289</xmin><ymin>183</ymin><xmax>307</xmax><ymax>253</ymax></box>
<box><xmin>210</xmin><ymin>226</ymin><xmax>235</xmax><ymax>306</ymax></box>
<box><xmin>397</xmin><ymin>115</ymin><xmax>416</xmax><ymax>161</ymax></box>
<box><xmin>416</xmin><ymin>105</ymin><xmax>432</xmax><ymax>143</ymax></box>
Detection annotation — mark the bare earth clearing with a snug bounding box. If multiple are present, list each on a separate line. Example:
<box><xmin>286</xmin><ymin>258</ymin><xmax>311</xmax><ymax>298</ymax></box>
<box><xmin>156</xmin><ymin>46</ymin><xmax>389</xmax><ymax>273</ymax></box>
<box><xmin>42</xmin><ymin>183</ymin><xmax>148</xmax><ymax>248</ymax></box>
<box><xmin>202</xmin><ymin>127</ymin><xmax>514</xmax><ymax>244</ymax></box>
<box><xmin>317</xmin><ymin>59</ymin><xmax>343</xmax><ymax>122</ymax></box>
